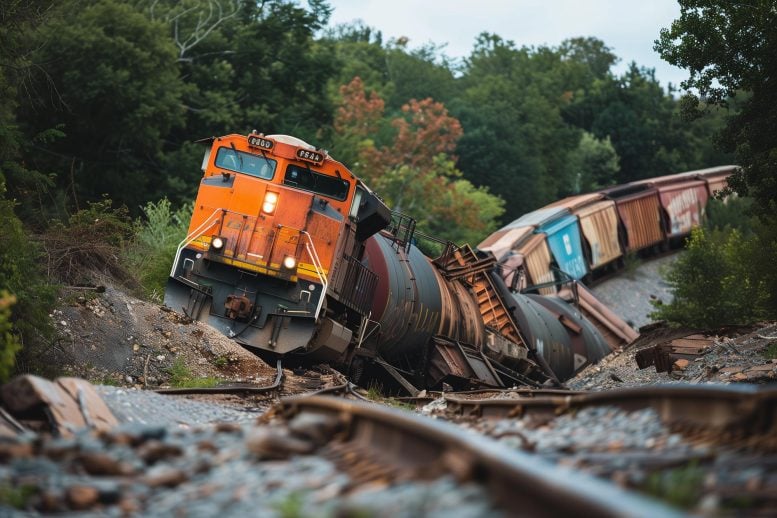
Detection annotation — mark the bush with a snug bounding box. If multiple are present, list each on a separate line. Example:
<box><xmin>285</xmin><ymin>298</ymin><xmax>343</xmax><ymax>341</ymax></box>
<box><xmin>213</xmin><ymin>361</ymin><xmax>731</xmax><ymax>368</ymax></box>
<box><xmin>0</xmin><ymin>195</ymin><xmax>56</xmax><ymax>379</ymax></box>
<box><xmin>0</xmin><ymin>293</ymin><xmax>20</xmax><ymax>382</ymax></box>
<box><xmin>41</xmin><ymin>199</ymin><xmax>137</xmax><ymax>288</ymax></box>
<box><xmin>651</xmin><ymin>227</ymin><xmax>767</xmax><ymax>327</ymax></box>
<box><xmin>125</xmin><ymin>199</ymin><xmax>192</xmax><ymax>300</ymax></box>
<box><xmin>705</xmin><ymin>196</ymin><xmax>756</xmax><ymax>233</ymax></box>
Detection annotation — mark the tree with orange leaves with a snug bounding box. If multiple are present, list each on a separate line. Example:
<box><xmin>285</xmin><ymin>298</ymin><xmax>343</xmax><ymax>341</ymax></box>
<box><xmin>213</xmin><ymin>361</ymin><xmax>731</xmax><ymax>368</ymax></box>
<box><xmin>333</xmin><ymin>77</ymin><xmax>504</xmax><ymax>249</ymax></box>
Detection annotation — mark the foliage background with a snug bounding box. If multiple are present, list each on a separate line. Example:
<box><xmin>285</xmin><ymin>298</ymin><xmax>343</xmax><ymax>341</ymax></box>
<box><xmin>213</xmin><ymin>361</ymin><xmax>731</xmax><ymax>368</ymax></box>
<box><xmin>4</xmin><ymin>0</ymin><xmax>775</xmax><ymax>372</ymax></box>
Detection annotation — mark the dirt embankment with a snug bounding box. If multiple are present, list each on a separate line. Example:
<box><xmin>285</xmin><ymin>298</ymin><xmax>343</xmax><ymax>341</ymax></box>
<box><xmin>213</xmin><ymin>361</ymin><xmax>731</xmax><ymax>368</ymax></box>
<box><xmin>45</xmin><ymin>286</ymin><xmax>276</xmax><ymax>388</ymax></box>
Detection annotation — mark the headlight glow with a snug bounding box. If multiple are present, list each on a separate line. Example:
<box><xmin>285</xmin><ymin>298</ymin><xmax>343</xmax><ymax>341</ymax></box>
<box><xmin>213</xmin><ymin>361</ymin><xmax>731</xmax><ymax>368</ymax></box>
<box><xmin>283</xmin><ymin>256</ymin><xmax>297</xmax><ymax>270</ymax></box>
<box><xmin>262</xmin><ymin>191</ymin><xmax>279</xmax><ymax>214</ymax></box>
<box><xmin>211</xmin><ymin>237</ymin><xmax>224</xmax><ymax>250</ymax></box>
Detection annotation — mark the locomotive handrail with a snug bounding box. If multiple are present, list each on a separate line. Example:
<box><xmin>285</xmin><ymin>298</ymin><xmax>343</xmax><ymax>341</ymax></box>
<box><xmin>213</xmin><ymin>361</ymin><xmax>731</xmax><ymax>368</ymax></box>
<box><xmin>170</xmin><ymin>208</ymin><xmax>222</xmax><ymax>276</ymax></box>
<box><xmin>299</xmin><ymin>230</ymin><xmax>328</xmax><ymax>321</ymax></box>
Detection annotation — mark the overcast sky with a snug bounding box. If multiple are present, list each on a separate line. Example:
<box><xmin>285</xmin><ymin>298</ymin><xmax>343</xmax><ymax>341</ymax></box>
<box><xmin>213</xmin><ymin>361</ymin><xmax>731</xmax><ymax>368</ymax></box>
<box><xmin>325</xmin><ymin>0</ymin><xmax>687</xmax><ymax>89</ymax></box>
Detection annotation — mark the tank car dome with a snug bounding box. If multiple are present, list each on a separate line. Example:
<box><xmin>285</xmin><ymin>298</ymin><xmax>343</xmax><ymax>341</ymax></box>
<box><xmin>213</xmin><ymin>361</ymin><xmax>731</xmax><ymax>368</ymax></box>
<box><xmin>267</xmin><ymin>134</ymin><xmax>316</xmax><ymax>150</ymax></box>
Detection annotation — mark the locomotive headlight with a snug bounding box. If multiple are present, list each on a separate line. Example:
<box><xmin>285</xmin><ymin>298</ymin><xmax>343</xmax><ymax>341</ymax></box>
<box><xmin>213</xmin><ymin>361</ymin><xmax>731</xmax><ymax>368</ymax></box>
<box><xmin>262</xmin><ymin>191</ymin><xmax>279</xmax><ymax>214</ymax></box>
<box><xmin>282</xmin><ymin>256</ymin><xmax>297</xmax><ymax>270</ymax></box>
<box><xmin>211</xmin><ymin>236</ymin><xmax>224</xmax><ymax>250</ymax></box>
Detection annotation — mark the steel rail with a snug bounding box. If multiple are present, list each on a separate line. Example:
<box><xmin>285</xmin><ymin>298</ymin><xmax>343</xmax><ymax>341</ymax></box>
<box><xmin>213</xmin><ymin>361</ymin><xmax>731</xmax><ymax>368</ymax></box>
<box><xmin>442</xmin><ymin>384</ymin><xmax>777</xmax><ymax>433</ymax></box>
<box><xmin>155</xmin><ymin>359</ymin><xmax>284</xmax><ymax>396</ymax></box>
<box><xmin>279</xmin><ymin>395</ymin><xmax>682</xmax><ymax>517</ymax></box>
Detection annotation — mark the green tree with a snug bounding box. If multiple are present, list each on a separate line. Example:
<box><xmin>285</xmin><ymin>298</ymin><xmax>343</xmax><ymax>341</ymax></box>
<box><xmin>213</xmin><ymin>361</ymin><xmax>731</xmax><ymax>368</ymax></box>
<box><xmin>333</xmin><ymin>78</ymin><xmax>504</xmax><ymax>245</ymax></box>
<box><xmin>16</xmin><ymin>0</ymin><xmax>185</xmax><ymax>212</ymax></box>
<box><xmin>656</xmin><ymin>0</ymin><xmax>777</xmax><ymax>215</ymax></box>
<box><xmin>454</xmin><ymin>34</ymin><xmax>580</xmax><ymax>220</ymax></box>
<box><xmin>651</xmin><ymin>228</ymin><xmax>767</xmax><ymax>327</ymax></box>
<box><xmin>566</xmin><ymin>132</ymin><xmax>620</xmax><ymax>192</ymax></box>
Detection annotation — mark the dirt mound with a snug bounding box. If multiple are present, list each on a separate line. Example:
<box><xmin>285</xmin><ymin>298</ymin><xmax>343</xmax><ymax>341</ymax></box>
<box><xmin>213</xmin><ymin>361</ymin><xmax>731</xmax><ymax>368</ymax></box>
<box><xmin>45</xmin><ymin>286</ymin><xmax>276</xmax><ymax>388</ymax></box>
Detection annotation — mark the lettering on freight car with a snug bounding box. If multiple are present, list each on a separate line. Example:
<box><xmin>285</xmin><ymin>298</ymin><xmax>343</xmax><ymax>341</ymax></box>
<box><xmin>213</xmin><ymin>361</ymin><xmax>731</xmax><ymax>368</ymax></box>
<box><xmin>665</xmin><ymin>189</ymin><xmax>701</xmax><ymax>234</ymax></box>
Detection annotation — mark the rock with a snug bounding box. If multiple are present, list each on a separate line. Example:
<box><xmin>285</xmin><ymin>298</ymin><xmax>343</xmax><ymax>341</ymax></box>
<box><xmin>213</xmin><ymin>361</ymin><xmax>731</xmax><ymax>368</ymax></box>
<box><xmin>133</xmin><ymin>343</ymin><xmax>140</xmax><ymax>352</ymax></box>
<box><xmin>0</xmin><ymin>441</ymin><xmax>34</xmax><ymax>462</ymax></box>
<box><xmin>137</xmin><ymin>440</ymin><xmax>183</xmax><ymax>464</ymax></box>
<box><xmin>673</xmin><ymin>359</ymin><xmax>690</xmax><ymax>370</ymax></box>
<box><xmin>215</xmin><ymin>422</ymin><xmax>243</xmax><ymax>434</ymax></box>
<box><xmin>125</xmin><ymin>375</ymin><xmax>134</xmax><ymax>384</ymax></box>
<box><xmin>156</xmin><ymin>355</ymin><xmax>166</xmax><ymax>361</ymax></box>
<box><xmin>142</xmin><ymin>467</ymin><xmax>189</xmax><ymax>488</ymax></box>
<box><xmin>77</xmin><ymin>452</ymin><xmax>133</xmax><ymax>476</ymax></box>
<box><xmin>66</xmin><ymin>485</ymin><xmax>100</xmax><ymax>510</ymax></box>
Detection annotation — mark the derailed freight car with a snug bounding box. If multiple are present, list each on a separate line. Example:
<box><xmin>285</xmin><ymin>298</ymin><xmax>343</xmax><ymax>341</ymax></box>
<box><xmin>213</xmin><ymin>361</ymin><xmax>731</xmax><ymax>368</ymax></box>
<box><xmin>479</xmin><ymin>165</ymin><xmax>738</xmax><ymax>348</ymax></box>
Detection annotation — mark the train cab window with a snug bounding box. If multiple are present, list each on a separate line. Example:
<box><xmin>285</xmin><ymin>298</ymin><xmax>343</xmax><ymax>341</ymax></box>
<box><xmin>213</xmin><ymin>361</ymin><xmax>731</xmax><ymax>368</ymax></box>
<box><xmin>284</xmin><ymin>164</ymin><xmax>350</xmax><ymax>201</ymax></box>
<box><xmin>214</xmin><ymin>147</ymin><xmax>276</xmax><ymax>179</ymax></box>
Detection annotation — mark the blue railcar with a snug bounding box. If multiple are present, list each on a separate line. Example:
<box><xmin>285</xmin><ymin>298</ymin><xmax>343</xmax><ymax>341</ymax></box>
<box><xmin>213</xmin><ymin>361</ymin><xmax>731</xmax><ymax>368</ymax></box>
<box><xmin>536</xmin><ymin>214</ymin><xmax>588</xmax><ymax>281</ymax></box>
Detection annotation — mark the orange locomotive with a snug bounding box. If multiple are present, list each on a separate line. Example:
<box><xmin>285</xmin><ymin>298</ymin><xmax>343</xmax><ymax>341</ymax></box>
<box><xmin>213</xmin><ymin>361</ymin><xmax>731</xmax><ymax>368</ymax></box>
<box><xmin>165</xmin><ymin>133</ymin><xmax>391</xmax><ymax>364</ymax></box>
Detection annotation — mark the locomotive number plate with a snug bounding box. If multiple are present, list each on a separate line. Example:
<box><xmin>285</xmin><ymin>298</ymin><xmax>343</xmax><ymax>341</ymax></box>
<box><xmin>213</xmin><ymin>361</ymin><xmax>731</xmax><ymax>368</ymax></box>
<box><xmin>296</xmin><ymin>148</ymin><xmax>325</xmax><ymax>165</ymax></box>
<box><xmin>247</xmin><ymin>134</ymin><xmax>274</xmax><ymax>150</ymax></box>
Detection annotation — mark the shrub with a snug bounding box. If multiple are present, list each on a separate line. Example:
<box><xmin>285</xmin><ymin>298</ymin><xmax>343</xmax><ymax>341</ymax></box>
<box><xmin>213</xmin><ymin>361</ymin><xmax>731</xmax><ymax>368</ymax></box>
<box><xmin>166</xmin><ymin>357</ymin><xmax>218</xmax><ymax>388</ymax></box>
<box><xmin>651</xmin><ymin>227</ymin><xmax>767</xmax><ymax>328</ymax></box>
<box><xmin>705</xmin><ymin>196</ymin><xmax>756</xmax><ymax>233</ymax></box>
<box><xmin>0</xmin><ymin>194</ymin><xmax>56</xmax><ymax>379</ymax></box>
<box><xmin>41</xmin><ymin>199</ymin><xmax>138</xmax><ymax>288</ymax></box>
<box><xmin>0</xmin><ymin>293</ymin><xmax>20</xmax><ymax>382</ymax></box>
<box><xmin>125</xmin><ymin>198</ymin><xmax>192</xmax><ymax>300</ymax></box>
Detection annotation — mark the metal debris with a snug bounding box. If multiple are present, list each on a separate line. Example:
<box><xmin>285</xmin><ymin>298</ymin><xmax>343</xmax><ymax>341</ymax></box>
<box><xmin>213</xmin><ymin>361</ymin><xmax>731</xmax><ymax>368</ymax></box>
<box><xmin>635</xmin><ymin>334</ymin><xmax>715</xmax><ymax>373</ymax></box>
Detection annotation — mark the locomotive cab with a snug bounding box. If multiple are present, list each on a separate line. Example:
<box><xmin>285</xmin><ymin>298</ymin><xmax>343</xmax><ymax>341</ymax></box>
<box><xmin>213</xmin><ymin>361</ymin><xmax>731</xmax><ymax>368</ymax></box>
<box><xmin>165</xmin><ymin>132</ymin><xmax>391</xmax><ymax>364</ymax></box>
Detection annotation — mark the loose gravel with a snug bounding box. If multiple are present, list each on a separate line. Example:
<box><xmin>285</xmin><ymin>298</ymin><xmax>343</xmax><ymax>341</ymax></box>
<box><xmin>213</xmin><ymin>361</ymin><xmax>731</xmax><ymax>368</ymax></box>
<box><xmin>590</xmin><ymin>254</ymin><xmax>678</xmax><ymax>329</ymax></box>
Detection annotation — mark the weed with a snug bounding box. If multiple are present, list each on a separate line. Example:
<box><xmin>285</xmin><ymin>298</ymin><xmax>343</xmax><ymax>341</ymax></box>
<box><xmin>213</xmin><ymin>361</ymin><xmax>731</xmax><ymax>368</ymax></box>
<box><xmin>365</xmin><ymin>384</ymin><xmax>383</xmax><ymax>401</ymax></box>
<box><xmin>96</xmin><ymin>374</ymin><xmax>120</xmax><ymax>386</ymax></box>
<box><xmin>642</xmin><ymin>461</ymin><xmax>704</xmax><ymax>509</ymax></box>
<box><xmin>272</xmin><ymin>492</ymin><xmax>305</xmax><ymax>518</ymax></box>
<box><xmin>622</xmin><ymin>251</ymin><xmax>641</xmax><ymax>279</ymax></box>
<box><xmin>124</xmin><ymin>199</ymin><xmax>192</xmax><ymax>299</ymax></box>
<box><xmin>765</xmin><ymin>342</ymin><xmax>777</xmax><ymax>359</ymax></box>
<box><xmin>0</xmin><ymin>483</ymin><xmax>37</xmax><ymax>509</ymax></box>
<box><xmin>213</xmin><ymin>355</ymin><xmax>229</xmax><ymax>368</ymax></box>
<box><xmin>166</xmin><ymin>357</ymin><xmax>219</xmax><ymax>388</ymax></box>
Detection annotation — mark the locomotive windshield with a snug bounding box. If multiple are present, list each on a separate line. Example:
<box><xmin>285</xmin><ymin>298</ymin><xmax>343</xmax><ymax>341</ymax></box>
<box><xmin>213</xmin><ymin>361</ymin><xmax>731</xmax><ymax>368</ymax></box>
<box><xmin>284</xmin><ymin>164</ymin><xmax>350</xmax><ymax>201</ymax></box>
<box><xmin>214</xmin><ymin>147</ymin><xmax>276</xmax><ymax>179</ymax></box>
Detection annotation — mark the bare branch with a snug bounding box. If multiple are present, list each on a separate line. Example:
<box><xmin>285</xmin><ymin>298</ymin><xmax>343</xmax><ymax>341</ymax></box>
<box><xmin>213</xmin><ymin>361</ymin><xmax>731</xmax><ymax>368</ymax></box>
<box><xmin>162</xmin><ymin>0</ymin><xmax>240</xmax><ymax>62</ymax></box>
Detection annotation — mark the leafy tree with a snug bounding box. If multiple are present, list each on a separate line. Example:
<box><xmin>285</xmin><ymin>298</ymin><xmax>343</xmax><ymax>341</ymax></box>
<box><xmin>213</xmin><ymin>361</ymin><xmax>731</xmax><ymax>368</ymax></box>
<box><xmin>651</xmin><ymin>228</ymin><xmax>767</xmax><ymax>327</ymax></box>
<box><xmin>656</xmin><ymin>0</ymin><xmax>777</xmax><ymax>215</ymax></box>
<box><xmin>566</xmin><ymin>132</ymin><xmax>620</xmax><ymax>192</ymax></box>
<box><xmin>454</xmin><ymin>34</ymin><xmax>580</xmax><ymax>220</ymax></box>
<box><xmin>333</xmin><ymin>78</ymin><xmax>504</xmax><ymax>245</ymax></box>
<box><xmin>17</xmin><ymin>0</ymin><xmax>186</xmax><ymax>212</ymax></box>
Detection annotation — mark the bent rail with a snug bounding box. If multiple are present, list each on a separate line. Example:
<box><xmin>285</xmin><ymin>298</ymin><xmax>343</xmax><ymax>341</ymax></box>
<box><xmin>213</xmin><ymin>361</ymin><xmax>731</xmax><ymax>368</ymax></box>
<box><xmin>279</xmin><ymin>395</ymin><xmax>682</xmax><ymax>517</ymax></box>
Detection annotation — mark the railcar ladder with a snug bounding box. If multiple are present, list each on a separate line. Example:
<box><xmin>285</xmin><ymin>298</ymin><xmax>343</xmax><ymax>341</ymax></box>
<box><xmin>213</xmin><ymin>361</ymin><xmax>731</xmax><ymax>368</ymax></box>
<box><xmin>436</xmin><ymin>244</ymin><xmax>524</xmax><ymax>346</ymax></box>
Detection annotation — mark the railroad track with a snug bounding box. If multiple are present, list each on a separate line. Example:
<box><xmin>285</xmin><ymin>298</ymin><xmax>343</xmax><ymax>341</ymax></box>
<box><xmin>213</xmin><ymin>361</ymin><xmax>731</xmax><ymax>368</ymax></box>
<box><xmin>413</xmin><ymin>383</ymin><xmax>777</xmax><ymax>513</ymax></box>
<box><xmin>439</xmin><ymin>384</ymin><xmax>777</xmax><ymax>437</ymax></box>
<box><xmin>277</xmin><ymin>394</ymin><xmax>681</xmax><ymax>517</ymax></box>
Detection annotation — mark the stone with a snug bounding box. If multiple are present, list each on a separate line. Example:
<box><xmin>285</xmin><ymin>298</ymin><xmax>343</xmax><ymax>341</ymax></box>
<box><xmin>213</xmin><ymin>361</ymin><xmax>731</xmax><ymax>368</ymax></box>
<box><xmin>77</xmin><ymin>452</ymin><xmax>133</xmax><ymax>476</ymax></box>
<box><xmin>673</xmin><ymin>359</ymin><xmax>690</xmax><ymax>370</ymax></box>
<box><xmin>0</xmin><ymin>441</ymin><xmax>34</xmax><ymax>462</ymax></box>
<box><xmin>142</xmin><ymin>467</ymin><xmax>189</xmax><ymax>488</ymax></box>
<box><xmin>138</xmin><ymin>440</ymin><xmax>183</xmax><ymax>464</ymax></box>
<box><xmin>66</xmin><ymin>485</ymin><xmax>99</xmax><ymax>510</ymax></box>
